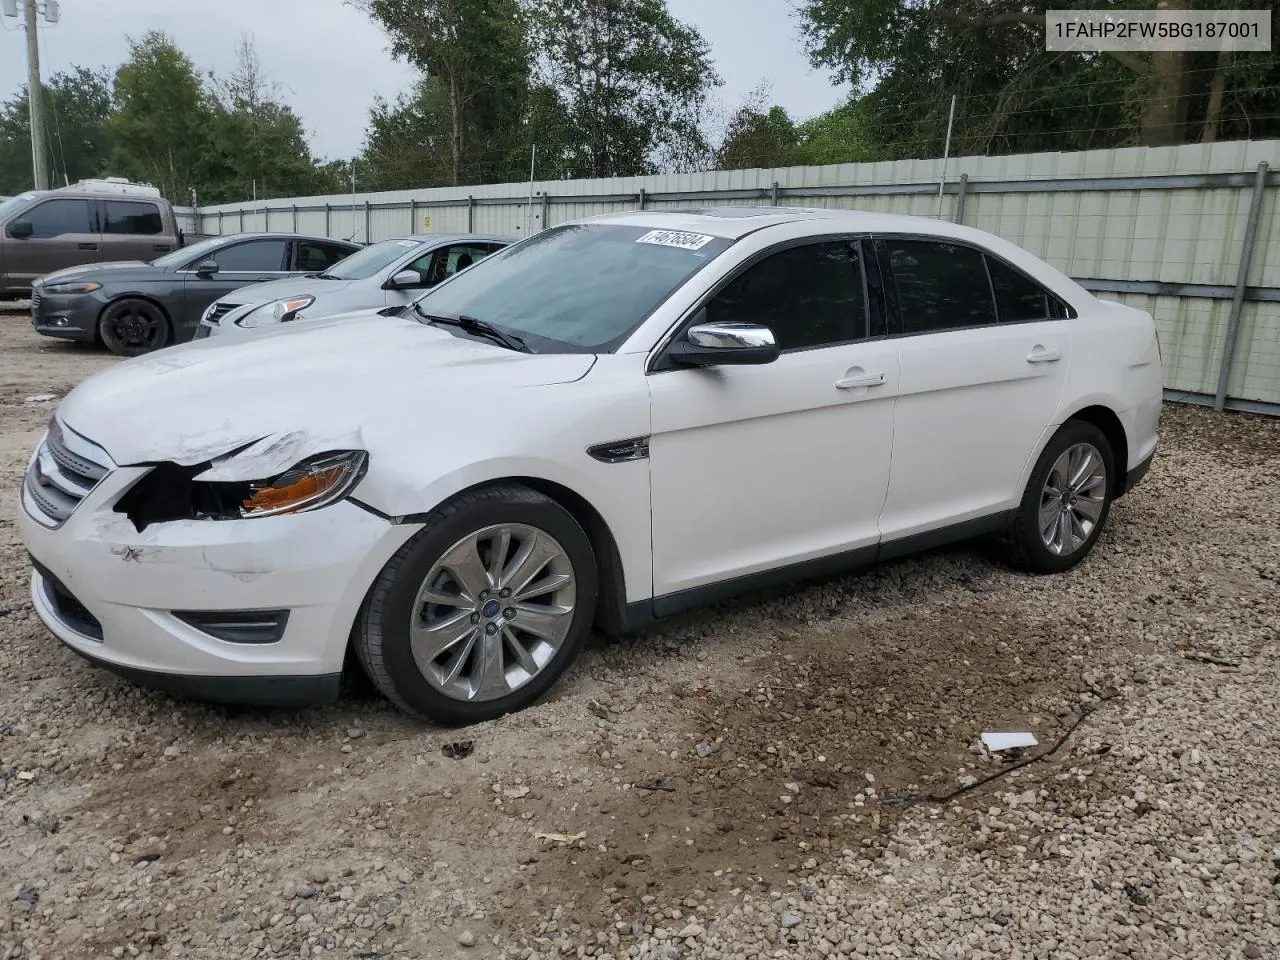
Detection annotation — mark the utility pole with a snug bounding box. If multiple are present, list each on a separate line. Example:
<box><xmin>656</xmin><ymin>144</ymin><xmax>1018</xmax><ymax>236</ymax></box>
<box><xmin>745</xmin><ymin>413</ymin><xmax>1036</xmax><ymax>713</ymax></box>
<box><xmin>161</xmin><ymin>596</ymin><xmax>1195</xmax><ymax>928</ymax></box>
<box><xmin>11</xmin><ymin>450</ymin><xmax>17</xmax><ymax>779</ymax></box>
<box><xmin>24</xmin><ymin>0</ymin><xmax>49</xmax><ymax>189</ymax></box>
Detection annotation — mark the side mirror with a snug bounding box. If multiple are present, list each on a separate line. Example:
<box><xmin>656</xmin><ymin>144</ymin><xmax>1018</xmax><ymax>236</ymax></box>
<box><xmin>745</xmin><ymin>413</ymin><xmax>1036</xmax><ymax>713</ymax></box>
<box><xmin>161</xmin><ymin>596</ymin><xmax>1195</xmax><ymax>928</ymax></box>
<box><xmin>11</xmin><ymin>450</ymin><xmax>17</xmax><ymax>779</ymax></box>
<box><xmin>195</xmin><ymin>260</ymin><xmax>219</xmax><ymax>277</ymax></box>
<box><xmin>667</xmin><ymin>321</ymin><xmax>780</xmax><ymax>367</ymax></box>
<box><xmin>7</xmin><ymin>219</ymin><xmax>33</xmax><ymax>239</ymax></box>
<box><xmin>388</xmin><ymin>269</ymin><xmax>421</xmax><ymax>289</ymax></box>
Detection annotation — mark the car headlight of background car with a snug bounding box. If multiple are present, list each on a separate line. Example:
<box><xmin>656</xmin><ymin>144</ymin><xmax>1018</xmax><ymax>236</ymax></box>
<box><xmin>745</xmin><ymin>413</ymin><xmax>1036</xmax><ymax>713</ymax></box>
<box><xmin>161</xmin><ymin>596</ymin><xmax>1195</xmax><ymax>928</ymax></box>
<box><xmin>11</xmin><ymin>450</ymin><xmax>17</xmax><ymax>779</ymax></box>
<box><xmin>115</xmin><ymin>450</ymin><xmax>369</xmax><ymax>530</ymax></box>
<box><xmin>42</xmin><ymin>281</ymin><xmax>103</xmax><ymax>295</ymax></box>
<box><xmin>234</xmin><ymin>295</ymin><xmax>315</xmax><ymax>329</ymax></box>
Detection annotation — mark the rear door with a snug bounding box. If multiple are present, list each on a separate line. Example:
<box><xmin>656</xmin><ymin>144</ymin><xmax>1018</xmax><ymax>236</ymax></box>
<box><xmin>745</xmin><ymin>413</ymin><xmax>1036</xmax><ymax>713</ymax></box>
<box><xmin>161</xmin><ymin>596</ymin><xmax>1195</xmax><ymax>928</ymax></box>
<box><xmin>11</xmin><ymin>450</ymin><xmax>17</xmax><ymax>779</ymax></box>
<box><xmin>4</xmin><ymin>197</ymin><xmax>101</xmax><ymax>287</ymax></box>
<box><xmin>98</xmin><ymin>199</ymin><xmax>173</xmax><ymax>263</ymax></box>
<box><xmin>874</xmin><ymin>235</ymin><xmax>1072</xmax><ymax>543</ymax></box>
<box><xmin>179</xmin><ymin>237</ymin><xmax>290</xmax><ymax>332</ymax></box>
<box><xmin>292</xmin><ymin>239</ymin><xmax>357</xmax><ymax>275</ymax></box>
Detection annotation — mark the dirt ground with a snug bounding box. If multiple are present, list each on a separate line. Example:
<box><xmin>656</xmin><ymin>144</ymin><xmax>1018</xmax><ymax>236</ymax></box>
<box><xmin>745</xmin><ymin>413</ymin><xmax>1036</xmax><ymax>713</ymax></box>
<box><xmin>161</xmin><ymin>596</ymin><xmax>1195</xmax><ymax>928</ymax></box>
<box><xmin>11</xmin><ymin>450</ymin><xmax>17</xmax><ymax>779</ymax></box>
<box><xmin>0</xmin><ymin>306</ymin><xmax>1277</xmax><ymax>960</ymax></box>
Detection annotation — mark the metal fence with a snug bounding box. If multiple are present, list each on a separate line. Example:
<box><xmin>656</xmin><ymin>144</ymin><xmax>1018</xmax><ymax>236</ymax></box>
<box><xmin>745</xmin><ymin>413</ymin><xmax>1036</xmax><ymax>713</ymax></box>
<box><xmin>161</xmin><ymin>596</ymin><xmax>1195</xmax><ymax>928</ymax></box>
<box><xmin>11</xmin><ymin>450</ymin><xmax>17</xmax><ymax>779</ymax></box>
<box><xmin>178</xmin><ymin>139</ymin><xmax>1280</xmax><ymax>414</ymax></box>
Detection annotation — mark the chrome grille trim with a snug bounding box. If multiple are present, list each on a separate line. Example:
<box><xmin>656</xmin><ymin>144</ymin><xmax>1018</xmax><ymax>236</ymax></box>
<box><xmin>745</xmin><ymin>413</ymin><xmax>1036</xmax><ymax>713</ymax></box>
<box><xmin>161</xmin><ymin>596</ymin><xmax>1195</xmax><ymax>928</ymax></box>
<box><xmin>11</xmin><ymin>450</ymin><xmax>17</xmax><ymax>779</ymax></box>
<box><xmin>22</xmin><ymin>418</ymin><xmax>113</xmax><ymax>527</ymax></box>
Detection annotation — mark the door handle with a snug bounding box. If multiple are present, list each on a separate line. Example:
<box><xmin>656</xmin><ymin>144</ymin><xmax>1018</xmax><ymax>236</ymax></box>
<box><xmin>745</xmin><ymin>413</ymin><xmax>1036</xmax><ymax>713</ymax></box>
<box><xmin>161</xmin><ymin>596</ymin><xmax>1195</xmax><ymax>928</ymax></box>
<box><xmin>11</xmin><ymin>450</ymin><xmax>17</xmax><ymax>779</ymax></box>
<box><xmin>835</xmin><ymin>372</ymin><xmax>886</xmax><ymax>389</ymax></box>
<box><xmin>1025</xmin><ymin>348</ymin><xmax>1061</xmax><ymax>364</ymax></box>
<box><xmin>78</xmin><ymin>242</ymin><xmax>98</xmax><ymax>251</ymax></box>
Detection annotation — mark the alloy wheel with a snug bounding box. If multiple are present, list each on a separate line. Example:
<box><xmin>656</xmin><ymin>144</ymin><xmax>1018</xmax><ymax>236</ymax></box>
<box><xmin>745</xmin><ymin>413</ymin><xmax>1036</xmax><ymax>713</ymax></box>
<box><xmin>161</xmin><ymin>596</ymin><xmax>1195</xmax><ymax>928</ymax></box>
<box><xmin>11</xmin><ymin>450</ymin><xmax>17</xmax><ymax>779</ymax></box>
<box><xmin>1039</xmin><ymin>442</ymin><xmax>1108</xmax><ymax>556</ymax></box>
<box><xmin>409</xmin><ymin>523</ymin><xmax>577</xmax><ymax>702</ymax></box>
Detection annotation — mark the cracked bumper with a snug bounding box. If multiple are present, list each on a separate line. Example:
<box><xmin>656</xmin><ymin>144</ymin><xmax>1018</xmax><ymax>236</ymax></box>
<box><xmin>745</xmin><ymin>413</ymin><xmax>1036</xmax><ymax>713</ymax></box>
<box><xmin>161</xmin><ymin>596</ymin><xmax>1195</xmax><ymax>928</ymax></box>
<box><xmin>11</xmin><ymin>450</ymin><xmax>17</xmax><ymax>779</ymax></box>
<box><xmin>18</xmin><ymin>459</ymin><xmax>421</xmax><ymax>695</ymax></box>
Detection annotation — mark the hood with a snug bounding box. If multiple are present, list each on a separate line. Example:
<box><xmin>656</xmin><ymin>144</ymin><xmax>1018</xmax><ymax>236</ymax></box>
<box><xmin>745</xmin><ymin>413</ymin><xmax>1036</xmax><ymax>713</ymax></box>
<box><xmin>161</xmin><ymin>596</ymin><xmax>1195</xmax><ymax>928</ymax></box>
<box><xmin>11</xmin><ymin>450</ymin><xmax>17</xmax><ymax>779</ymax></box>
<box><xmin>56</xmin><ymin>312</ymin><xmax>596</xmax><ymax>472</ymax></box>
<box><xmin>214</xmin><ymin>275</ymin><xmax>355</xmax><ymax>307</ymax></box>
<box><xmin>38</xmin><ymin>260</ymin><xmax>154</xmax><ymax>285</ymax></box>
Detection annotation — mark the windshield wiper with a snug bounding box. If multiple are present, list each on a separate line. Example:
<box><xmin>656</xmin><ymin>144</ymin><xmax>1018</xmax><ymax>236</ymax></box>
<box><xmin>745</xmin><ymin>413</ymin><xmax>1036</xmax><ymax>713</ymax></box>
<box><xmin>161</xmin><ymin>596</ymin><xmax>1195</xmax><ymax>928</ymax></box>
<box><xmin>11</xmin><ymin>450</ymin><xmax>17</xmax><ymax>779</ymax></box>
<box><xmin>316</xmin><ymin>272</ymin><xmax>342</xmax><ymax>280</ymax></box>
<box><xmin>413</xmin><ymin>304</ymin><xmax>532</xmax><ymax>353</ymax></box>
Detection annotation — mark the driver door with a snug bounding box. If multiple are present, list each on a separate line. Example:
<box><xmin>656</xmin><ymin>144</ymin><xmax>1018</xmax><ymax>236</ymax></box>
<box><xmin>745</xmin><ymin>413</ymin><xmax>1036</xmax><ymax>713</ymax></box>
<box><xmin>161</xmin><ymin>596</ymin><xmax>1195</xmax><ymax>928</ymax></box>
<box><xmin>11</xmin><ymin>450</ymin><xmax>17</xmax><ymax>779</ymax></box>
<box><xmin>647</xmin><ymin>238</ymin><xmax>900</xmax><ymax>604</ymax></box>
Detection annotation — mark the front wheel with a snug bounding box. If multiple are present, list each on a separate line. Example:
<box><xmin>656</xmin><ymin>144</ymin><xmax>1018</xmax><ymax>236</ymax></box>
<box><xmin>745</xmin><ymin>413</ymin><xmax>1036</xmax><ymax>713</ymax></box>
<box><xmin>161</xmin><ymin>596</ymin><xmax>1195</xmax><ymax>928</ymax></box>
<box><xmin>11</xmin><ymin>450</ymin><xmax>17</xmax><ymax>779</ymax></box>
<box><xmin>354</xmin><ymin>484</ymin><xmax>598</xmax><ymax>724</ymax></box>
<box><xmin>98</xmin><ymin>298</ymin><xmax>171</xmax><ymax>356</ymax></box>
<box><xmin>999</xmin><ymin>420</ymin><xmax>1115</xmax><ymax>573</ymax></box>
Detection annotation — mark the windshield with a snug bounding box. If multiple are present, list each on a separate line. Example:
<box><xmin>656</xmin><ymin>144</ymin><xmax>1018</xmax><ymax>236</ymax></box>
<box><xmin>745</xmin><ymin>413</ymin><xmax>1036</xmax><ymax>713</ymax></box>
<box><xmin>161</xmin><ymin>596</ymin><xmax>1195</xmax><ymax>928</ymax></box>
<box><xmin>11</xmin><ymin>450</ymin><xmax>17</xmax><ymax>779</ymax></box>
<box><xmin>324</xmin><ymin>238</ymin><xmax>421</xmax><ymax>280</ymax></box>
<box><xmin>0</xmin><ymin>193</ymin><xmax>39</xmax><ymax>221</ymax></box>
<box><xmin>413</xmin><ymin>223</ymin><xmax>733</xmax><ymax>352</ymax></box>
<box><xmin>152</xmin><ymin>234</ymin><xmax>233</xmax><ymax>268</ymax></box>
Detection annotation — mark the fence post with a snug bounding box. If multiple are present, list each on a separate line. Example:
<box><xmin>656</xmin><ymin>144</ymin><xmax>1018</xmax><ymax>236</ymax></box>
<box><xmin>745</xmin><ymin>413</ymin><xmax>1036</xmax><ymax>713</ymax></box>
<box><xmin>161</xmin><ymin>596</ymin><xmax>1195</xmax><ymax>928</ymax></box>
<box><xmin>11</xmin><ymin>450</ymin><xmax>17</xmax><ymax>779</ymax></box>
<box><xmin>638</xmin><ymin>188</ymin><xmax>646</xmax><ymax>210</ymax></box>
<box><xmin>954</xmin><ymin>173</ymin><xmax>969</xmax><ymax>224</ymax></box>
<box><xmin>324</xmin><ymin>202</ymin><xmax>331</xmax><ymax>237</ymax></box>
<box><xmin>541</xmin><ymin>191</ymin><xmax>550</xmax><ymax>231</ymax></box>
<box><xmin>410</xmin><ymin>199</ymin><xmax>417</xmax><ymax>234</ymax></box>
<box><xmin>1214</xmin><ymin>160</ymin><xmax>1270</xmax><ymax>412</ymax></box>
<box><xmin>218</xmin><ymin>211</ymin><xmax>223</xmax><ymax>234</ymax></box>
<box><xmin>292</xmin><ymin>205</ymin><xmax>298</xmax><ymax>232</ymax></box>
<box><xmin>364</xmin><ymin>201</ymin><xmax>371</xmax><ymax>243</ymax></box>
<box><xmin>467</xmin><ymin>195</ymin><xmax>475</xmax><ymax>233</ymax></box>
<box><xmin>239</xmin><ymin>209</ymin><xmax>244</xmax><ymax>232</ymax></box>
<box><xmin>771</xmin><ymin>181</ymin><xmax>779</xmax><ymax>206</ymax></box>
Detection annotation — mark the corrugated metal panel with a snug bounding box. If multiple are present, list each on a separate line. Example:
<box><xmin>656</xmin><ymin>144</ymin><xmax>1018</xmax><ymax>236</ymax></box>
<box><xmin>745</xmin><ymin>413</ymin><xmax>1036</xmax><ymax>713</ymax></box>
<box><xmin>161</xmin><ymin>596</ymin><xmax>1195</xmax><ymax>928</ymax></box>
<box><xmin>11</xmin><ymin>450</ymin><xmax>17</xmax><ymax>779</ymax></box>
<box><xmin>189</xmin><ymin>140</ymin><xmax>1279</xmax><ymax>408</ymax></box>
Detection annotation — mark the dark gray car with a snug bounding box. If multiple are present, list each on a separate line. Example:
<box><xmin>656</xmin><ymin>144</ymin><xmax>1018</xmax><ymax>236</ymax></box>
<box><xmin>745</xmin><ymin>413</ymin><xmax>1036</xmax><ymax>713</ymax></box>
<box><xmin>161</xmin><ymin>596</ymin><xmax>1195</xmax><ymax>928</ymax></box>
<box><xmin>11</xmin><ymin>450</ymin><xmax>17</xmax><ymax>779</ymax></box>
<box><xmin>30</xmin><ymin>232</ymin><xmax>361</xmax><ymax>356</ymax></box>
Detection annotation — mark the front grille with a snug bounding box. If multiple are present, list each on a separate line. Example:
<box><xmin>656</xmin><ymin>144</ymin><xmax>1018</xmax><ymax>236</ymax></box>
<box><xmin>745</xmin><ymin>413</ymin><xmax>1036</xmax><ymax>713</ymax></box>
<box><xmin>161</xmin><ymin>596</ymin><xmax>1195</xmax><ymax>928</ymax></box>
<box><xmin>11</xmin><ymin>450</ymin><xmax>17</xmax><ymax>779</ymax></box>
<box><xmin>205</xmin><ymin>301</ymin><xmax>240</xmax><ymax>326</ymax></box>
<box><xmin>33</xmin><ymin>562</ymin><xmax>103</xmax><ymax>641</ymax></box>
<box><xmin>23</xmin><ymin>421</ymin><xmax>111</xmax><ymax>525</ymax></box>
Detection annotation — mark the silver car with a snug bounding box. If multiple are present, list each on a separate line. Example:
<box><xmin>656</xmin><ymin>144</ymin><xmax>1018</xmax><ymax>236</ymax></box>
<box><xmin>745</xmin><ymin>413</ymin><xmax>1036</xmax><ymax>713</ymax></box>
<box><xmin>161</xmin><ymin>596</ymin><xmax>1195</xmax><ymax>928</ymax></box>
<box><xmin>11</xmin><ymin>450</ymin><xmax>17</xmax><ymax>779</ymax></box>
<box><xmin>195</xmin><ymin>233</ymin><xmax>511</xmax><ymax>339</ymax></box>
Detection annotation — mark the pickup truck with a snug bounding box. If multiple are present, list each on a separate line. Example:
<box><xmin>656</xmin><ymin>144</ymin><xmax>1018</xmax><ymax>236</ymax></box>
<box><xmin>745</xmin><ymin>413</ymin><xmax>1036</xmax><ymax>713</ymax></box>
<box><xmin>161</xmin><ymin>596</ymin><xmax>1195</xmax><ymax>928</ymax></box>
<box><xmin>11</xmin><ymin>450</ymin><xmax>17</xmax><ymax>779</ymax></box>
<box><xmin>0</xmin><ymin>180</ymin><xmax>188</xmax><ymax>298</ymax></box>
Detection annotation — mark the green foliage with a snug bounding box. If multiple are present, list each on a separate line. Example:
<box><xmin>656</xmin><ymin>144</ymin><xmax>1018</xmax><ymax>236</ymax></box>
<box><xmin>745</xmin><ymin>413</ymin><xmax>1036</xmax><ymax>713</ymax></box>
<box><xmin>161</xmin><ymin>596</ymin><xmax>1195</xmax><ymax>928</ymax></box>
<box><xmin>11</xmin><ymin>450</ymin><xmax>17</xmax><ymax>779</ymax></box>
<box><xmin>797</xmin><ymin>0</ymin><xmax>1280</xmax><ymax>156</ymax></box>
<box><xmin>0</xmin><ymin>68</ymin><xmax>115</xmax><ymax>195</ymax></box>
<box><xmin>715</xmin><ymin>93</ymin><xmax>875</xmax><ymax>172</ymax></box>
<box><xmin>527</xmin><ymin>0</ymin><xmax>721</xmax><ymax>177</ymax></box>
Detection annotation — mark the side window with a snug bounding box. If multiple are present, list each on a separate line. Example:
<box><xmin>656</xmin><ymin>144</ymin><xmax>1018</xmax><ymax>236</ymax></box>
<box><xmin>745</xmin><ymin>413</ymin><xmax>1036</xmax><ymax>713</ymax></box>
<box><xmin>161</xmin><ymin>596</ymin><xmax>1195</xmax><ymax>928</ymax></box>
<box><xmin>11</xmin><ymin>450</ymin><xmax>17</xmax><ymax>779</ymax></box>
<box><xmin>986</xmin><ymin>256</ymin><xmax>1064</xmax><ymax>323</ymax></box>
<box><xmin>103</xmin><ymin>201</ymin><xmax>163</xmax><ymax>235</ymax></box>
<box><xmin>208</xmin><ymin>238</ymin><xmax>288</xmax><ymax>272</ymax></box>
<box><xmin>441</xmin><ymin>243</ymin><xmax>498</xmax><ymax>278</ymax></box>
<box><xmin>704</xmin><ymin>241</ymin><xmax>866</xmax><ymax>352</ymax></box>
<box><xmin>296</xmin><ymin>240</ymin><xmax>349</xmax><ymax>272</ymax></box>
<box><xmin>883</xmin><ymin>238</ymin><xmax>997</xmax><ymax>334</ymax></box>
<box><xmin>24</xmin><ymin>199</ymin><xmax>94</xmax><ymax>238</ymax></box>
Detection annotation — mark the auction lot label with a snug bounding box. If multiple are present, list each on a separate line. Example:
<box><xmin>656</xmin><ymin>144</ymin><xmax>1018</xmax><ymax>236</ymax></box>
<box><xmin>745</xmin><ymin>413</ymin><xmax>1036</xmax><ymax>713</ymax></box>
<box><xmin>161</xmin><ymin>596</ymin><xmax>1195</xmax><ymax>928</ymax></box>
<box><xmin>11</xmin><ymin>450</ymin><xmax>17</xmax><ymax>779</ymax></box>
<box><xmin>1047</xmin><ymin>9</ymin><xmax>1271</xmax><ymax>51</ymax></box>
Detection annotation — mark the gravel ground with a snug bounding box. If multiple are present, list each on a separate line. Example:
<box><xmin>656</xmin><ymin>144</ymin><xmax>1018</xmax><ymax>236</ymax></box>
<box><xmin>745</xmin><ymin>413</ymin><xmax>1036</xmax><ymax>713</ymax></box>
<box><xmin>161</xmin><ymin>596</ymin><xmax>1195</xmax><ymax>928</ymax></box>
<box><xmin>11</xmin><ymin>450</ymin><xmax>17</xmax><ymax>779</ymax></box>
<box><xmin>0</xmin><ymin>307</ymin><xmax>1277</xmax><ymax>960</ymax></box>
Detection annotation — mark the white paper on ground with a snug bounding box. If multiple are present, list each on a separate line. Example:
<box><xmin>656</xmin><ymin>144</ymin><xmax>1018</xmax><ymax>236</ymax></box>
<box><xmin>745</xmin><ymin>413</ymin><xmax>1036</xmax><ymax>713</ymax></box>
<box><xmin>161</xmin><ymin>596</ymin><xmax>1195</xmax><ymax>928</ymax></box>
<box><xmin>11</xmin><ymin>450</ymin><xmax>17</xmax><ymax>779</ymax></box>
<box><xmin>981</xmin><ymin>731</ymin><xmax>1039</xmax><ymax>752</ymax></box>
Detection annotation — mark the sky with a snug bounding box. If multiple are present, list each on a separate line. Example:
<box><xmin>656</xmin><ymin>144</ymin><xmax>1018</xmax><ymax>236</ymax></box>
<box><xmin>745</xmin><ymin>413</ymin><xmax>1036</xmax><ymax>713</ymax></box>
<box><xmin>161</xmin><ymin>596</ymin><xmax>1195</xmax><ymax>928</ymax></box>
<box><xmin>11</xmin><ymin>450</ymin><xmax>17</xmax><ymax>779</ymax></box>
<box><xmin>0</xmin><ymin>0</ymin><xmax>847</xmax><ymax>162</ymax></box>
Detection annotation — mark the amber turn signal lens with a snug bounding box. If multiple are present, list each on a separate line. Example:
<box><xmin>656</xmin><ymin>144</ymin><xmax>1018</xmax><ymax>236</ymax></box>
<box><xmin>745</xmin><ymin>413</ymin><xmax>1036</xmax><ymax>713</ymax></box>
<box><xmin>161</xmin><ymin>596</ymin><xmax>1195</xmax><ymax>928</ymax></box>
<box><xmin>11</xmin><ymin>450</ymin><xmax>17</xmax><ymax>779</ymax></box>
<box><xmin>242</xmin><ymin>464</ymin><xmax>345</xmax><ymax>515</ymax></box>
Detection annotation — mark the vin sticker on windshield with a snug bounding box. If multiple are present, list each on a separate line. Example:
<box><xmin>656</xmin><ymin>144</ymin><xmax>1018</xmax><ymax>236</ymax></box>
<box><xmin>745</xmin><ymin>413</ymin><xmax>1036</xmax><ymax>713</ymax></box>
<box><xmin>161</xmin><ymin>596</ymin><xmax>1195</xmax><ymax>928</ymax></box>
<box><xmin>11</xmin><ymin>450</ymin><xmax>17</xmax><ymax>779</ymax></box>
<box><xmin>636</xmin><ymin>229</ymin><xmax>714</xmax><ymax>251</ymax></box>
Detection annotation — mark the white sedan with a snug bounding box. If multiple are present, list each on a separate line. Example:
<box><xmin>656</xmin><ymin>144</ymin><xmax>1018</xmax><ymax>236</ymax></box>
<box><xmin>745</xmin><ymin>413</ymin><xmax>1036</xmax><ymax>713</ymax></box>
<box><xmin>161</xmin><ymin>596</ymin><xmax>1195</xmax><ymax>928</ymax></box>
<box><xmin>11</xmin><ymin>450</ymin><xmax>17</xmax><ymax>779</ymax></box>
<box><xmin>18</xmin><ymin>208</ymin><xmax>1161</xmax><ymax>724</ymax></box>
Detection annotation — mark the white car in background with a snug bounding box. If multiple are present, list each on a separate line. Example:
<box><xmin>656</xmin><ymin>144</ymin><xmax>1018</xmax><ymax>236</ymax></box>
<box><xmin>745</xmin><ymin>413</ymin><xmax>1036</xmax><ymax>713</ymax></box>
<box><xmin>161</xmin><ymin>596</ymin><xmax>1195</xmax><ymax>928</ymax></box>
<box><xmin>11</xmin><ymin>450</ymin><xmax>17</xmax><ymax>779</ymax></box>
<box><xmin>19</xmin><ymin>208</ymin><xmax>1161</xmax><ymax>725</ymax></box>
<box><xmin>194</xmin><ymin>233</ymin><xmax>511</xmax><ymax>339</ymax></box>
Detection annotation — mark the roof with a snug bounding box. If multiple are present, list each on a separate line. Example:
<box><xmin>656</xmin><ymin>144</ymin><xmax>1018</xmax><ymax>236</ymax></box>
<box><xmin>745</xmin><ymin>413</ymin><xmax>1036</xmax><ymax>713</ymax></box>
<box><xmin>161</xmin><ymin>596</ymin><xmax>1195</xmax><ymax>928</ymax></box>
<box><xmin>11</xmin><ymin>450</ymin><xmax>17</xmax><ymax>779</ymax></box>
<box><xmin>205</xmin><ymin>232</ymin><xmax>364</xmax><ymax>245</ymax></box>
<box><xmin>382</xmin><ymin>233</ymin><xmax>515</xmax><ymax>244</ymax></box>
<box><xmin>576</xmin><ymin>206</ymin><xmax>981</xmax><ymax>241</ymax></box>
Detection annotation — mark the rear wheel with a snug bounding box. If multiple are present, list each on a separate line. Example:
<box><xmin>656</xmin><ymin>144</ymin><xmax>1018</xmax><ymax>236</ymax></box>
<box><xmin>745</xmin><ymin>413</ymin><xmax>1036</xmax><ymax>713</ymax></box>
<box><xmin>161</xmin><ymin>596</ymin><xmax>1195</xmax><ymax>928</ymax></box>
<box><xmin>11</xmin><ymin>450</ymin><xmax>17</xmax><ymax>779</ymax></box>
<box><xmin>354</xmin><ymin>484</ymin><xmax>598</xmax><ymax>725</ymax></box>
<box><xmin>999</xmin><ymin>420</ymin><xmax>1115</xmax><ymax>573</ymax></box>
<box><xmin>99</xmin><ymin>297</ymin><xmax>171</xmax><ymax>356</ymax></box>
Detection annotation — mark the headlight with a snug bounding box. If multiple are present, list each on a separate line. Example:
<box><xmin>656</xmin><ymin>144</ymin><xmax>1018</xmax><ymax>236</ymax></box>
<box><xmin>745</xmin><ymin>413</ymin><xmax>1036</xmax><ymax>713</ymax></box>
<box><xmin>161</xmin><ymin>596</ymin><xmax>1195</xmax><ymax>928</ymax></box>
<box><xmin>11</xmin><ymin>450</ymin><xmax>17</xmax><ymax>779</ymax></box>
<box><xmin>114</xmin><ymin>450</ymin><xmax>368</xmax><ymax>530</ymax></box>
<box><xmin>42</xmin><ymin>281</ymin><xmax>102</xmax><ymax>294</ymax></box>
<box><xmin>200</xmin><ymin>301</ymin><xmax>220</xmax><ymax>323</ymax></box>
<box><xmin>238</xmin><ymin>451</ymin><xmax>368</xmax><ymax>518</ymax></box>
<box><xmin>235</xmin><ymin>295</ymin><xmax>315</xmax><ymax>329</ymax></box>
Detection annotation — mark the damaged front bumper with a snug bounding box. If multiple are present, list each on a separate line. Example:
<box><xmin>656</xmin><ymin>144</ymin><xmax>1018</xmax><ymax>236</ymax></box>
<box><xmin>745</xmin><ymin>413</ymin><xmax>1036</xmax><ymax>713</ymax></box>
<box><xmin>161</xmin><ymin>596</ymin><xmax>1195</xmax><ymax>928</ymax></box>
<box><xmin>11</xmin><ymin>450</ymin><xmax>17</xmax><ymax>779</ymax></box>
<box><xmin>17</xmin><ymin>423</ymin><xmax>421</xmax><ymax>706</ymax></box>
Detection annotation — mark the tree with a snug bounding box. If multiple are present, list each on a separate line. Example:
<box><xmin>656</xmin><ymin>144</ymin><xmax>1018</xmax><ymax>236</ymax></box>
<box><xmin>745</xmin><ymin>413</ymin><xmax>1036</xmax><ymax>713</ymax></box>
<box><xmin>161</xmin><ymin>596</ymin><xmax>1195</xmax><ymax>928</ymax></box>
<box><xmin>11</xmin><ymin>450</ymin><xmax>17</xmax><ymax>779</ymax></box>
<box><xmin>108</xmin><ymin>32</ymin><xmax>217</xmax><ymax>202</ymax></box>
<box><xmin>716</xmin><ymin>88</ymin><xmax>798</xmax><ymax>170</ymax></box>
<box><xmin>527</xmin><ymin>0</ymin><xmax>721</xmax><ymax>177</ymax></box>
<box><xmin>0</xmin><ymin>67</ymin><xmax>115</xmax><ymax>194</ymax></box>
<box><xmin>205</xmin><ymin>36</ymin><xmax>332</xmax><ymax>202</ymax></box>
<box><xmin>357</xmin><ymin>0</ymin><xmax>534</xmax><ymax>186</ymax></box>
<box><xmin>798</xmin><ymin>0</ymin><xmax>1280</xmax><ymax>154</ymax></box>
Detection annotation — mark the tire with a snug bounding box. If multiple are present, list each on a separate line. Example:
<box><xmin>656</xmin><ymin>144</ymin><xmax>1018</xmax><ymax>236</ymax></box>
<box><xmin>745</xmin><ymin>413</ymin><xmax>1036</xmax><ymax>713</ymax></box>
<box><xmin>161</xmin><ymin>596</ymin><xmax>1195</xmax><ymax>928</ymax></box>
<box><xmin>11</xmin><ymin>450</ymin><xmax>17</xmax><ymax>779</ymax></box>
<box><xmin>354</xmin><ymin>484</ymin><xmax>598</xmax><ymax>725</ymax></box>
<box><xmin>998</xmin><ymin>420</ymin><xmax>1116</xmax><ymax>574</ymax></box>
<box><xmin>98</xmin><ymin>297</ymin><xmax>171</xmax><ymax>356</ymax></box>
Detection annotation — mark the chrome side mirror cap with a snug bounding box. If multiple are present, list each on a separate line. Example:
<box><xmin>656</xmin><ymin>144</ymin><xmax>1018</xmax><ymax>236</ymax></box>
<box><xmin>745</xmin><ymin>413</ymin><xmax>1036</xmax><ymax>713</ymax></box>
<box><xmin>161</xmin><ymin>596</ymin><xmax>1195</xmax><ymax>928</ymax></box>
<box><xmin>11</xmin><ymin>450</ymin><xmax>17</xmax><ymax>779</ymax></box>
<box><xmin>388</xmin><ymin>269</ymin><xmax>421</xmax><ymax>289</ymax></box>
<box><xmin>668</xmin><ymin>321</ymin><xmax>780</xmax><ymax>367</ymax></box>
